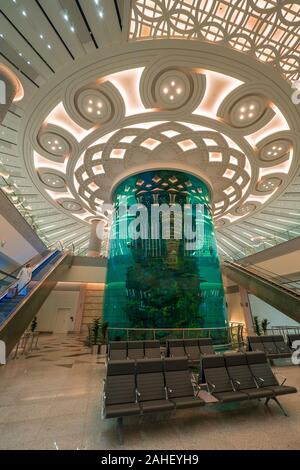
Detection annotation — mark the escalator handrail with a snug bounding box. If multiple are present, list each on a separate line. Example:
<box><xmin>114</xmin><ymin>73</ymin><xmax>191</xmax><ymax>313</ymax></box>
<box><xmin>0</xmin><ymin>251</ymin><xmax>68</xmax><ymax>332</ymax></box>
<box><xmin>0</xmin><ymin>250</ymin><xmax>61</xmax><ymax>301</ymax></box>
<box><xmin>0</xmin><ymin>269</ymin><xmax>18</xmax><ymax>280</ymax></box>
<box><xmin>238</xmin><ymin>262</ymin><xmax>298</xmax><ymax>286</ymax></box>
<box><xmin>224</xmin><ymin>261</ymin><xmax>300</xmax><ymax>298</ymax></box>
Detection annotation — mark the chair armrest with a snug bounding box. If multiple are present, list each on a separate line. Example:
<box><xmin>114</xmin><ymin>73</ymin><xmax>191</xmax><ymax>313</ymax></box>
<box><xmin>206</xmin><ymin>381</ymin><xmax>216</xmax><ymax>393</ymax></box>
<box><xmin>253</xmin><ymin>375</ymin><xmax>264</xmax><ymax>388</ymax></box>
<box><xmin>274</xmin><ymin>372</ymin><xmax>287</xmax><ymax>386</ymax></box>
<box><xmin>231</xmin><ymin>379</ymin><xmax>241</xmax><ymax>391</ymax></box>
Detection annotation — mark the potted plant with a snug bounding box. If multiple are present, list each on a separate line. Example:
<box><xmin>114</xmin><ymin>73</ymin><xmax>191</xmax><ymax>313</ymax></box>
<box><xmin>30</xmin><ymin>317</ymin><xmax>38</xmax><ymax>333</ymax></box>
<box><xmin>99</xmin><ymin>320</ymin><xmax>109</xmax><ymax>356</ymax></box>
<box><xmin>88</xmin><ymin>318</ymin><xmax>102</xmax><ymax>354</ymax></box>
<box><xmin>253</xmin><ymin>316</ymin><xmax>261</xmax><ymax>336</ymax></box>
<box><xmin>261</xmin><ymin>318</ymin><xmax>270</xmax><ymax>335</ymax></box>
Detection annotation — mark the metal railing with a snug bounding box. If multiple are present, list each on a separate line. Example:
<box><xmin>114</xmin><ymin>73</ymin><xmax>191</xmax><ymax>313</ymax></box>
<box><xmin>223</xmin><ymin>260</ymin><xmax>300</xmax><ymax>297</ymax></box>
<box><xmin>12</xmin><ymin>331</ymin><xmax>40</xmax><ymax>359</ymax></box>
<box><xmin>266</xmin><ymin>325</ymin><xmax>300</xmax><ymax>340</ymax></box>
<box><xmin>107</xmin><ymin>323</ymin><xmax>244</xmax><ymax>349</ymax></box>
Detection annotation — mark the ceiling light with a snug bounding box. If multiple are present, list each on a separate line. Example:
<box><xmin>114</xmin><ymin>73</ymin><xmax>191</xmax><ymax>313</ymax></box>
<box><xmin>40</xmin><ymin>34</ymin><xmax>44</xmax><ymax>39</ymax></box>
<box><xmin>22</xmin><ymin>10</ymin><xmax>27</xmax><ymax>16</ymax></box>
<box><xmin>98</xmin><ymin>10</ymin><xmax>103</xmax><ymax>18</ymax></box>
<box><xmin>63</xmin><ymin>12</ymin><xmax>69</xmax><ymax>22</ymax></box>
<box><xmin>171</xmin><ymin>81</ymin><xmax>175</xmax><ymax>86</ymax></box>
<box><xmin>70</xmin><ymin>26</ymin><xmax>75</xmax><ymax>33</ymax></box>
<box><xmin>170</xmin><ymin>95</ymin><xmax>174</xmax><ymax>100</ymax></box>
<box><xmin>47</xmin><ymin>44</ymin><xmax>51</xmax><ymax>49</ymax></box>
<box><xmin>176</xmin><ymin>88</ymin><xmax>182</xmax><ymax>94</ymax></box>
<box><xmin>163</xmin><ymin>87</ymin><xmax>168</xmax><ymax>94</ymax></box>
<box><xmin>89</xmin><ymin>100</ymin><xmax>93</xmax><ymax>104</ymax></box>
<box><xmin>87</xmin><ymin>107</ymin><xmax>92</xmax><ymax>113</ymax></box>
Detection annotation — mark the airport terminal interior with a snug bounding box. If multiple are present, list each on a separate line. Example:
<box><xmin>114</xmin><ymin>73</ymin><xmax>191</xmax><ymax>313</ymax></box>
<box><xmin>0</xmin><ymin>0</ymin><xmax>300</xmax><ymax>451</ymax></box>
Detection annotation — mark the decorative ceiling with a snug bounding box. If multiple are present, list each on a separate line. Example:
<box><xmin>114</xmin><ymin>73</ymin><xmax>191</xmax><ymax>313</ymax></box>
<box><xmin>0</xmin><ymin>0</ymin><xmax>300</xmax><ymax>260</ymax></box>
<box><xmin>129</xmin><ymin>0</ymin><xmax>300</xmax><ymax>82</ymax></box>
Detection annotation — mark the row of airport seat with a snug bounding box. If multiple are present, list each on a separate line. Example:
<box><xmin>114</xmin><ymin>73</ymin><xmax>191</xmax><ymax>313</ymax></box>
<box><xmin>166</xmin><ymin>339</ymin><xmax>215</xmax><ymax>362</ymax></box>
<box><xmin>103</xmin><ymin>357</ymin><xmax>204</xmax><ymax>419</ymax></box>
<box><xmin>107</xmin><ymin>338</ymin><xmax>215</xmax><ymax>363</ymax></box>
<box><xmin>247</xmin><ymin>334</ymin><xmax>299</xmax><ymax>359</ymax></box>
<box><xmin>103</xmin><ymin>351</ymin><xmax>297</xmax><ymax>424</ymax></box>
<box><xmin>202</xmin><ymin>352</ymin><xmax>297</xmax><ymax>406</ymax></box>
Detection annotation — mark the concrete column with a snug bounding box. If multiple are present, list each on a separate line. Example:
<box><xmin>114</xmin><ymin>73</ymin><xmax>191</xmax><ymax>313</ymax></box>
<box><xmin>239</xmin><ymin>287</ymin><xmax>254</xmax><ymax>335</ymax></box>
<box><xmin>87</xmin><ymin>219</ymin><xmax>102</xmax><ymax>257</ymax></box>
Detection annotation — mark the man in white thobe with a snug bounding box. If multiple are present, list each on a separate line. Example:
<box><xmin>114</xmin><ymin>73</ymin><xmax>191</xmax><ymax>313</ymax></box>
<box><xmin>17</xmin><ymin>263</ymin><xmax>32</xmax><ymax>296</ymax></box>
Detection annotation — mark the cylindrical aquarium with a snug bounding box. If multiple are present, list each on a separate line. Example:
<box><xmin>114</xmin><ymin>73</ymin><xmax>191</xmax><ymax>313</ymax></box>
<box><xmin>103</xmin><ymin>170</ymin><xmax>228</xmax><ymax>340</ymax></box>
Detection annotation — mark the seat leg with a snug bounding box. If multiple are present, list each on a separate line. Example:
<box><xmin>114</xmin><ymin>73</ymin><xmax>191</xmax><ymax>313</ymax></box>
<box><xmin>116</xmin><ymin>417</ymin><xmax>124</xmax><ymax>445</ymax></box>
<box><xmin>272</xmin><ymin>397</ymin><xmax>289</xmax><ymax>417</ymax></box>
<box><xmin>265</xmin><ymin>396</ymin><xmax>288</xmax><ymax>417</ymax></box>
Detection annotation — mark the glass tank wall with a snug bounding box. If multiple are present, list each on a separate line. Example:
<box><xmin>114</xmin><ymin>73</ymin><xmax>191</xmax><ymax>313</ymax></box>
<box><xmin>103</xmin><ymin>170</ymin><xmax>228</xmax><ymax>339</ymax></box>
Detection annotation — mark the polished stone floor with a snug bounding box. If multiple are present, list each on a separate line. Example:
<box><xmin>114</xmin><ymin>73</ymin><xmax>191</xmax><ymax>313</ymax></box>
<box><xmin>0</xmin><ymin>333</ymin><xmax>299</xmax><ymax>450</ymax></box>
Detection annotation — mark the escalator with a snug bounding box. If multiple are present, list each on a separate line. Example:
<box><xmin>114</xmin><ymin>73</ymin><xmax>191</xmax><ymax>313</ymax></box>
<box><xmin>222</xmin><ymin>261</ymin><xmax>300</xmax><ymax>323</ymax></box>
<box><xmin>0</xmin><ymin>249</ymin><xmax>72</xmax><ymax>358</ymax></box>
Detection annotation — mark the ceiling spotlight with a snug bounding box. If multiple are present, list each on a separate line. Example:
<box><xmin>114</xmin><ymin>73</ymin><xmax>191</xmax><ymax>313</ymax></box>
<box><xmin>240</xmin><ymin>107</ymin><xmax>246</xmax><ymax>112</ymax></box>
<box><xmin>250</xmin><ymin>104</ymin><xmax>255</xmax><ymax>110</ymax></box>
<box><xmin>240</xmin><ymin>115</ymin><xmax>244</xmax><ymax>120</ymax></box>
<box><xmin>97</xmin><ymin>101</ymin><xmax>102</xmax><ymax>108</ymax></box>
<box><xmin>70</xmin><ymin>26</ymin><xmax>75</xmax><ymax>33</ymax></box>
<box><xmin>163</xmin><ymin>87</ymin><xmax>168</xmax><ymax>94</ymax></box>
<box><xmin>40</xmin><ymin>34</ymin><xmax>44</xmax><ymax>39</ymax></box>
<box><xmin>22</xmin><ymin>10</ymin><xmax>27</xmax><ymax>16</ymax></box>
<box><xmin>89</xmin><ymin>99</ymin><xmax>93</xmax><ymax>104</ymax></box>
<box><xmin>248</xmin><ymin>113</ymin><xmax>254</xmax><ymax>118</ymax></box>
<box><xmin>171</xmin><ymin>81</ymin><xmax>175</xmax><ymax>86</ymax></box>
<box><xmin>170</xmin><ymin>95</ymin><xmax>174</xmax><ymax>100</ymax></box>
<box><xmin>54</xmin><ymin>140</ymin><xmax>58</xmax><ymax>144</ymax></box>
<box><xmin>97</xmin><ymin>110</ymin><xmax>101</xmax><ymax>115</ymax></box>
<box><xmin>87</xmin><ymin>107</ymin><xmax>93</xmax><ymax>113</ymax></box>
<box><xmin>176</xmin><ymin>88</ymin><xmax>182</xmax><ymax>94</ymax></box>
<box><xmin>63</xmin><ymin>13</ymin><xmax>69</xmax><ymax>21</ymax></box>
<box><xmin>47</xmin><ymin>44</ymin><xmax>51</xmax><ymax>49</ymax></box>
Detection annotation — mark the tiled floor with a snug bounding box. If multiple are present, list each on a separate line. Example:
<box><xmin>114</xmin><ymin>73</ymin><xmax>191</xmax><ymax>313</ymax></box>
<box><xmin>0</xmin><ymin>334</ymin><xmax>299</xmax><ymax>450</ymax></box>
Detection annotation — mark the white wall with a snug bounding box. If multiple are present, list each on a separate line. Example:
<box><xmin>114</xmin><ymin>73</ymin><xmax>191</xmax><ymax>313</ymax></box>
<box><xmin>248</xmin><ymin>294</ymin><xmax>300</xmax><ymax>328</ymax></box>
<box><xmin>36</xmin><ymin>289</ymin><xmax>80</xmax><ymax>332</ymax></box>
<box><xmin>0</xmin><ymin>215</ymin><xmax>39</xmax><ymax>265</ymax></box>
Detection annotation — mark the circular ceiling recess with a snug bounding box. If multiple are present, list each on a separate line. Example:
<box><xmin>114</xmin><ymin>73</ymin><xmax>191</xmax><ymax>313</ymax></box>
<box><xmin>76</xmin><ymin>88</ymin><xmax>113</xmax><ymax>124</ymax></box>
